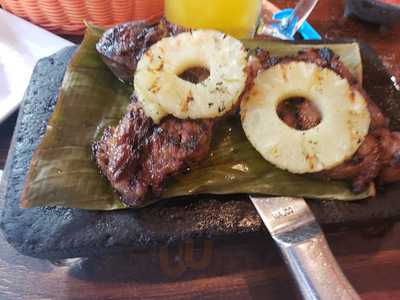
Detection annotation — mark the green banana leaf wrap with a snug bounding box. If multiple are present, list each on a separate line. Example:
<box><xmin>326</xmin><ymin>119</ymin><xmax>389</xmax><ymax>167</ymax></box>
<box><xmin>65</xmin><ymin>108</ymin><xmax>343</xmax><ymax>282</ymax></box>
<box><xmin>21</xmin><ymin>25</ymin><xmax>374</xmax><ymax>210</ymax></box>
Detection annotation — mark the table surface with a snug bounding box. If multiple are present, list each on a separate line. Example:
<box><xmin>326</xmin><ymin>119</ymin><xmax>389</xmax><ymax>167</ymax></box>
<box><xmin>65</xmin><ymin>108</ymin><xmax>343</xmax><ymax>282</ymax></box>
<box><xmin>1</xmin><ymin>1</ymin><xmax>400</xmax><ymax>299</ymax></box>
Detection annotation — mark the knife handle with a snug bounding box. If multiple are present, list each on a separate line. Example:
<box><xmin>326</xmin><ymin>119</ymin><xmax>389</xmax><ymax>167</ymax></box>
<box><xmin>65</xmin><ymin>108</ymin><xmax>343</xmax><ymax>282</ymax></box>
<box><xmin>277</xmin><ymin>230</ymin><xmax>360</xmax><ymax>300</ymax></box>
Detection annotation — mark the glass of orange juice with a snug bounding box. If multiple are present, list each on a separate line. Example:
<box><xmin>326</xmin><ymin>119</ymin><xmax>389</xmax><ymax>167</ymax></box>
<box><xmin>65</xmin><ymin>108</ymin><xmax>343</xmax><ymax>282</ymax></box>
<box><xmin>164</xmin><ymin>0</ymin><xmax>262</xmax><ymax>38</ymax></box>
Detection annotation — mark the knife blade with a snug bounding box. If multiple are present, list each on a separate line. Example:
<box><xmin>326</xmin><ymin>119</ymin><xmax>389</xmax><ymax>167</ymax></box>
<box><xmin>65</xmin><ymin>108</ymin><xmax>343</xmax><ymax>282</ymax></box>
<box><xmin>280</xmin><ymin>0</ymin><xmax>319</xmax><ymax>39</ymax></box>
<box><xmin>250</xmin><ymin>196</ymin><xmax>360</xmax><ymax>300</ymax></box>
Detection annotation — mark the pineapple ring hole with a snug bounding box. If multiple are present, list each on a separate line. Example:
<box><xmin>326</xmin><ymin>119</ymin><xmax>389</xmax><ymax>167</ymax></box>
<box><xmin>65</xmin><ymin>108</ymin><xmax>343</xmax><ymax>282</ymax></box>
<box><xmin>277</xmin><ymin>97</ymin><xmax>322</xmax><ymax>131</ymax></box>
<box><xmin>178</xmin><ymin>66</ymin><xmax>210</xmax><ymax>84</ymax></box>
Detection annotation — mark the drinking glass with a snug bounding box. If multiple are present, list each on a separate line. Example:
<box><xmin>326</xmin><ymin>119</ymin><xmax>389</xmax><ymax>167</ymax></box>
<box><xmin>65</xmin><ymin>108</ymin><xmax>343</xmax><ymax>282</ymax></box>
<box><xmin>164</xmin><ymin>0</ymin><xmax>262</xmax><ymax>38</ymax></box>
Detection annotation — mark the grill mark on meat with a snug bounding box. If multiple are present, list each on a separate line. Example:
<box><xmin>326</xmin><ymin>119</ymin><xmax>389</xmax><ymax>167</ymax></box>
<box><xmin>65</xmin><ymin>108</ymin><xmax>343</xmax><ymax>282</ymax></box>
<box><xmin>277</xmin><ymin>98</ymin><xmax>321</xmax><ymax>131</ymax></box>
<box><xmin>297</xmin><ymin>100</ymin><xmax>321</xmax><ymax>130</ymax></box>
<box><xmin>93</xmin><ymin>97</ymin><xmax>214</xmax><ymax>206</ymax></box>
<box><xmin>179</xmin><ymin>67</ymin><xmax>210</xmax><ymax>84</ymax></box>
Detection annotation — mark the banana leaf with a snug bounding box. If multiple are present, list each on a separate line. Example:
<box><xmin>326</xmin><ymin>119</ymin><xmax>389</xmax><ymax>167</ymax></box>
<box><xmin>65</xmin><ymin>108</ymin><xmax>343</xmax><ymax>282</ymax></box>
<box><xmin>21</xmin><ymin>26</ymin><xmax>373</xmax><ymax>210</ymax></box>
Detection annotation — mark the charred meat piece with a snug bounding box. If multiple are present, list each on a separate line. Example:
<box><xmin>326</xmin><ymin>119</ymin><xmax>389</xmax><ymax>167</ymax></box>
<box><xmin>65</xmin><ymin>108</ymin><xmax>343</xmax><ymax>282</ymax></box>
<box><xmin>277</xmin><ymin>98</ymin><xmax>321</xmax><ymax>131</ymax></box>
<box><xmin>178</xmin><ymin>67</ymin><xmax>211</xmax><ymax>84</ymax></box>
<box><xmin>255</xmin><ymin>47</ymin><xmax>400</xmax><ymax>192</ymax></box>
<box><xmin>96</xmin><ymin>18</ymin><xmax>186</xmax><ymax>82</ymax></box>
<box><xmin>276</xmin><ymin>100</ymin><xmax>298</xmax><ymax>129</ymax></box>
<box><xmin>93</xmin><ymin>98</ymin><xmax>213</xmax><ymax>206</ymax></box>
<box><xmin>93</xmin><ymin>100</ymin><xmax>153</xmax><ymax>192</ymax></box>
<box><xmin>375</xmin><ymin>128</ymin><xmax>400</xmax><ymax>184</ymax></box>
<box><xmin>297</xmin><ymin>100</ymin><xmax>322</xmax><ymax>130</ymax></box>
<box><xmin>319</xmin><ymin>134</ymin><xmax>382</xmax><ymax>193</ymax></box>
<box><xmin>142</xmin><ymin>117</ymin><xmax>214</xmax><ymax>197</ymax></box>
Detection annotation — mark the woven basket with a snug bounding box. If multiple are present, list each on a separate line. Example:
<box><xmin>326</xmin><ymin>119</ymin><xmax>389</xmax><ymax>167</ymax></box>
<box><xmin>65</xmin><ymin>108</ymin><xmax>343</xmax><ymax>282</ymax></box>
<box><xmin>0</xmin><ymin>0</ymin><xmax>164</xmax><ymax>34</ymax></box>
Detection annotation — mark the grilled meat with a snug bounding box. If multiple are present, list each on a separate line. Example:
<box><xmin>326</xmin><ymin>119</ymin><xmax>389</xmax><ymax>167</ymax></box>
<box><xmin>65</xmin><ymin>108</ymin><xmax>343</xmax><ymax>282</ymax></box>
<box><xmin>375</xmin><ymin>128</ymin><xmax>400</xmax><ymax>184</ymax></box>
<box><xmin>277</xmin><ymin>97</ymin><xmax>322</xmax><ymax>131</ymax></box>
<box><xmin>93</xmin><ymin>97</ymin><xmax>213</xmax><ymax>206</ymax></box>
<box><xmin>96</xmin><ymin>18</ymin><xmax>186</xmax><ymax>82</ymax></box>
<box><xmin>319</xmin><ymin>134</ymin><xmax>382</xmax><ymax>193</ymax></box>
<box><xmin>255</xmin><ymin>48</ymin><xmax>400</xmax><ymax>191</ymax></box>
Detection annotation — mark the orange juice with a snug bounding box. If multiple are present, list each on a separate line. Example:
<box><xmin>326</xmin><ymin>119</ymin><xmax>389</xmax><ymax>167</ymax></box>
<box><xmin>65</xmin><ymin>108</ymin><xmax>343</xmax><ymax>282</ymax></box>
<box><xmin>165</xmin><ymin>0</ymin><xmax>261</xmax><ymax>38</ymax></box>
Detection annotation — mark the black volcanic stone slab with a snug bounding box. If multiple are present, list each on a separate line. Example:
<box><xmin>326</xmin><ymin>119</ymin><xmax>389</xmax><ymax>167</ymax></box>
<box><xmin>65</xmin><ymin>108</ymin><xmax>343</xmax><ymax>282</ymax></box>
<box><xmin>1</xmin><ymin>44</ymin><xmax>400</xmax><ymax>260</ymax></box>
<box><xmin>345</xmin><ymin>0</ymin><xmax>400</xmax><ymax>25</ymax></box>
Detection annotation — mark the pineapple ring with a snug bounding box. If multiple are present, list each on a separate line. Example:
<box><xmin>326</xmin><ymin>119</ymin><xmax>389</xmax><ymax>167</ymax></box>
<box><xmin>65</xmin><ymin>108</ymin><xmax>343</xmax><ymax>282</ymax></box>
<box><xmin>134</xmin><ymin>30</ymin><xmax>248</xmax><ymax>123</ymax></box>
<box><xmin>241</xmin><ymin>61</ymin><xmax>371</xmax><ymax>174</ymax></box>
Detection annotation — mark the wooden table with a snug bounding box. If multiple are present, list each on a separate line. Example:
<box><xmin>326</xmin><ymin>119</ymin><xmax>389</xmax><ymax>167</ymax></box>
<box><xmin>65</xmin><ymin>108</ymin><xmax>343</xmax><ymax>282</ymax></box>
<box><xmin>1</xmin><ymin>1</ymin><xmax>400</xmax><ymax>299</ymax></box>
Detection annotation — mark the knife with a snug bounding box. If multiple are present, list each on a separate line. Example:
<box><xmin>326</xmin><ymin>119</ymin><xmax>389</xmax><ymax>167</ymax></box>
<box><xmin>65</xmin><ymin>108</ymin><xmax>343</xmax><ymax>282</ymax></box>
<box><xmin>280</xmin><ymin>0</ymin><xmax>319</xmax><ymax>39</ymax></box>
<box><xmin>251</xmin><ymin>196</ymin><xmax>360</xmax><ymax>300</ymax></box>
<box><xmin>260</xmin><ymin>0</ymin><xmax>320</xmax><ymax>40</ymax></box>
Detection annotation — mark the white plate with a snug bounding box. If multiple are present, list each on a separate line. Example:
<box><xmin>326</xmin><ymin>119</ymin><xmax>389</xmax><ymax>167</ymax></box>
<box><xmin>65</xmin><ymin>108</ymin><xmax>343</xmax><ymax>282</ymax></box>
<box><xmin>0</xmin><ymin>9</ymin><xmax>73</xmax><ymax>123</ymax></box>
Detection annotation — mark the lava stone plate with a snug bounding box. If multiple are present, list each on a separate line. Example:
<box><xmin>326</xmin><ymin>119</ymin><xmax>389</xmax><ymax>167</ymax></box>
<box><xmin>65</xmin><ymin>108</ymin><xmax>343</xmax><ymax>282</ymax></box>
<box><xmin>1</xmin><ymin>42</ymin><xmax>400</xmax><ymax>260</ymax></box>
<box><xmin>345</xmin><ymin>0</ymin><xmax>400</xmax><ymax>25</ymax></box>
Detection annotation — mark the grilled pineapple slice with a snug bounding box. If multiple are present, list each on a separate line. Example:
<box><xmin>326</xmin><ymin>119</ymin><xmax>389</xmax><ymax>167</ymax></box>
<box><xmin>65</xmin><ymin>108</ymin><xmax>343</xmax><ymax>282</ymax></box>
<box><xmin>134</xmin><ymin>30</ymin><xmax>248</xmax><ymax>123</ymax></box>
<box><xmin>241</xmin><ymin>61</ymin><xmax>371</xmax><ymax>174</ymax></box>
